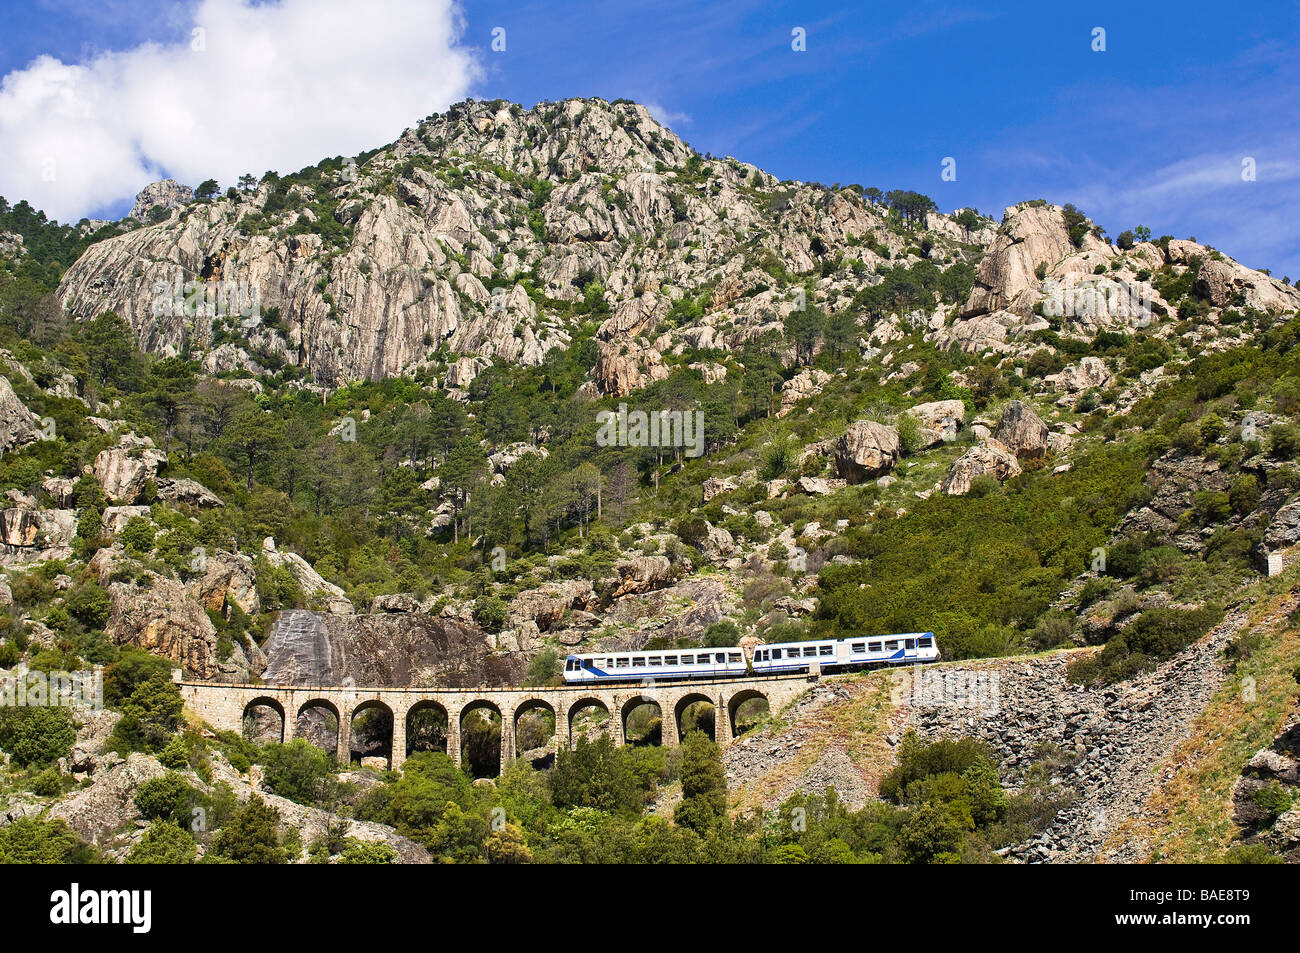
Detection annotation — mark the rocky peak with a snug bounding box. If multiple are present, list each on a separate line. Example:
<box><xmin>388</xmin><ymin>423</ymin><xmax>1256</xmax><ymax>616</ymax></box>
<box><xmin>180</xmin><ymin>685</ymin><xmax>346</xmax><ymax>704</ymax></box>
<box><xmin>128</xmin><ymin>178</ymin><xmax>195</xmax><ymax>222</ymax></box>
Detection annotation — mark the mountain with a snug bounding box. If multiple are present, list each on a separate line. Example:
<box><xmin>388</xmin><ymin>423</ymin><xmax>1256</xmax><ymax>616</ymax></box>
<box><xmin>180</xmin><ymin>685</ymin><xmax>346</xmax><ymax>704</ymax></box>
<box><xmin>2</xmin><ymin>96</ymin><xmax>1300</xmax><ymax>865</ymax></box>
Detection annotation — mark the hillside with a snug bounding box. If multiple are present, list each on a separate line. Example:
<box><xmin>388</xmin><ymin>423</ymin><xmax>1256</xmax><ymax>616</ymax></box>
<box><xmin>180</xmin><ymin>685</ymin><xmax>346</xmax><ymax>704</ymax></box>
<box><xmin>0</xmin><ymin>96</ymin><xmax>1298</xmax><ymax>864</ymax></box>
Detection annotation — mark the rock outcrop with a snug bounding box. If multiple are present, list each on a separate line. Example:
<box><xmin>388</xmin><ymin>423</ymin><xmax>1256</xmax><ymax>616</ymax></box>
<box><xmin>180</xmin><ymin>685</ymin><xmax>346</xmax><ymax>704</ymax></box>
<box><xmin>128</xmin><ymin>179</ymin><xmax>194</xmax><ymax>222</ymax></box>
<box><xmin>509</xmin><ymin>580</ymin><xmax>595</xmax><ymax>632</ymax></box>
<box><xmin>612</xmin><ymin>554</ymin><xmax>673</xmax><ymax>597</ymax></box>
<box><xmin>103</xmin><ymin>572</ymin><xmax>220</xmax><ymax>678</ymax></box>
<box><xmin>1054</xmin><ymin>356</ymin><xmax>1113</xmax><ymax>393</ymax></box>
<box><xmin>963</xmin><ymin>202</ymin><xmax>1110</xmax><ymax>319</ymax></box>
<box><xmin>0</xmin><ymin>507</ymin><xmax>77</xmax><ymax>562</ymax></box>
<box><xmin>0</xmin><ymin>376</ymin><xmax>41</xmax><ymax>452</ymax></box>
<box><xmin>93</xmin><ymin>433</ymin><xmax>168</xmax><ymax>503</ymax></box>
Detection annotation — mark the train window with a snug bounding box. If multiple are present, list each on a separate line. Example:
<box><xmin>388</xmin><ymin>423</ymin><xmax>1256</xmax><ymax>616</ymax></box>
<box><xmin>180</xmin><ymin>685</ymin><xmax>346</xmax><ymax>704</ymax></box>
<box><xmin>905</xmin><ymin>639</ymin><xmax>915</xmax><ymax>649</ymax></box>
<box><xmin>771</xmin><ymin>649</ymin><xmax>782</xmax><ymax>659</ymax></box>
<box><xmin>802</xmin><ymin>647</ymin><xmax>815</xmax><ymax>657</ymax></box>
<box><xmin>665</xmin><ymin>655</ymin><xmax>678</xmax><ymax>665</ymax></box>
<box><xmin>728</xmin><ymin>653</ymin><xmax>741</xmax><ymax>663</ymax></box>
<box><xmin>885</xmin><ymin>640</ymin><xmax>899</xmax><ymax>650</ymax></box>
<box><xmin>851</xmin><ymin>643</ymin><xmax>866</xmax><ymax>653</ymax></box>
<box><xmin>919</xmin><ymin>637</ymin><xmax>933</xmax><ymax>647</ymax></box>
<box><xmin>869</xmin><ymin>642</ymin><xmax>881</xmax><ymax>652</ymax></box>
<box><xmin>633</xmin><ymin>657</ymin><xmax>646</xmax><ymax>667</ymax></box>
<box><xmin>649</xmin><ymin>656</ymin><xmax>662</xmax><ymax>666</ymax></box>
<box><xmin>716</xmin><ymin>653</ymin><xmax>726</xmax><ymax>664</ymax></box>
<box><xmin>616</xmin><ymin>658</ymin><xmax>629</xmax><ymax>668</ymax></box>
<box><xmin>820</xmin><ymin>645</ymin><xmax>833</xmax><ymax>656</ymax></box>
<box><xmin>565</xmin><ymin>660</ymin><xmax>576</xmax><ymax>671</ymax></box>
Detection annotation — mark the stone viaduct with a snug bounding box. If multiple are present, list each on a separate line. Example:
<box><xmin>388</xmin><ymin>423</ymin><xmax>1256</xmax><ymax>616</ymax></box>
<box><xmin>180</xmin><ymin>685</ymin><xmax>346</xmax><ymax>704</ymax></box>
<box><xmin>178</xmin><ymin>673</ymin><xmax>813</xmax><ymax>773</ymax></box>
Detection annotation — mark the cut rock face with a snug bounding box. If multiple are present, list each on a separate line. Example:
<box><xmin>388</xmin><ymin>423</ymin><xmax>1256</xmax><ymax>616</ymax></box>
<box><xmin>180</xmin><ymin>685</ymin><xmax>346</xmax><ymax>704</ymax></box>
<box><xmin>834</xmin><ymin>420</ymin><xmax>900</xmax><ymax>483</ymax></box>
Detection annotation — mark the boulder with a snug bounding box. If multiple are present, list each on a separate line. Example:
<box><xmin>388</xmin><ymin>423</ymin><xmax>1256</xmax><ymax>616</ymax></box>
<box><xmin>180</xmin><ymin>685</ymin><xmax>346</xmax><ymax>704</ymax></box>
<box><xmin>902</xmin><ymin>399</ymin><xmax>966</xmax><ymax>449</ymax></box>
<box><xmin>41</xmin><ymin>476</ymin><xmax>77</xmax><ymax>507</ymax></box>
<box><xmin>102</xmin><ymin>505</ymin><xmax>151</xmax><ymax>534</ymax></box>
<box><xmin>1266</xmin><ymin>499</ymin><xmax>1300</xmax><ymax>551</ymax></box>
<box><xmin>699</xmin><ymin>522</ymin><xmax>735</xmax><ymax>560</ymax></box>
<box><xmin>261</xmin><ymin>537</ymin><xmax>353</xmax><ymax>615</ymax></box>
<box><xmin>371</xmin><ymin>593</ymin><xmax>421</xmax><ymax>613</ymax></box>
<box><xmin>996</xmin><ymin>400</ymin><xmax>1050</xmax><ymax>461</ymax></box>
<box><xmin>834</xmin><ymin>420</ymin><xmax>900</xmax><ymax>483</ymax></box>
<box><xmin>0</xmin><ymin>507</ymin><xmax>76</xmax><ymax>561</ymax></box>
<box><xmin>942</xmin><ymin>439</ymin><xmax>1023</xmax><ymax>495</ymax></box>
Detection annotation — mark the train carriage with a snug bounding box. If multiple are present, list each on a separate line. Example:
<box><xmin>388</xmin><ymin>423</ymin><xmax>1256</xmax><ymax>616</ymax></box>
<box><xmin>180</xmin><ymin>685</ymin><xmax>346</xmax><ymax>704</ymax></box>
<box><xmin>562</xmin><ymin>632</ymin><xmax>938</xmax><ymax>684</ymax></box>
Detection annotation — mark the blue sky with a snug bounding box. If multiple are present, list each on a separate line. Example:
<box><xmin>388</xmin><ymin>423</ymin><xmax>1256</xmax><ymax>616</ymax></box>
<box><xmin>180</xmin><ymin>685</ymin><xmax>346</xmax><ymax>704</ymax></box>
<box><xmin>2</xmin><ymin>0</ymin><xmax>1298</xmax><ymax>277</ymax></box>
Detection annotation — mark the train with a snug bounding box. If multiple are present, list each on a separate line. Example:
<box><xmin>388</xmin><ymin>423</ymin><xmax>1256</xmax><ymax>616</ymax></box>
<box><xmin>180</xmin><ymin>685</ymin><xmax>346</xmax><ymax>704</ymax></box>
<box><xmin>562</xmin><ymin>632</ymin><xmax>939</xmax><ymax>684</ymax></box>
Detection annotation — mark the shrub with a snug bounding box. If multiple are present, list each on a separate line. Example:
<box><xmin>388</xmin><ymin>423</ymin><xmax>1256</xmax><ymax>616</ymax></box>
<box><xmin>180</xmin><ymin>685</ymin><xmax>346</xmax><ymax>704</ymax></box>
<box><xmin>472</xmin><ymin>596</ymin><xmax>508</xmax><ymax>632</ymax></box>
<box><xmin>0</xmin><ymin>706</ymin><xmax>76</xmax><ymax>766</ymax></box>
<box><xmin>110</xmin><ymin>669</ymin><xmax>183</xmax><ymax>753</ymax></box>
<box><xmin>1268</xmin><ymin>423</ymin><xmax>1300</xmax><ymax>460</ymax></box>
<box><xmin>127</xmin><ymin>819</ymin><xmax>197</xmax><ymax>864</ymax></box>
<box><xmin>119</xmin><ymin>516</ymin><xmax>155</xmax><ymax>555</ymax></box>
<box><xmin>213</xmin><ymin>796</ymin><xmax>288</xmax><ymax>864</ymax></box>
<box><xmin>134</xmin><ymin>771</ymin><xmax>199</xmax><ymax>825</ymax></box>
<box><xmin>260</xmin><ymin>738</ymin><xmax>336</xmax><ymax>805</ymax></box>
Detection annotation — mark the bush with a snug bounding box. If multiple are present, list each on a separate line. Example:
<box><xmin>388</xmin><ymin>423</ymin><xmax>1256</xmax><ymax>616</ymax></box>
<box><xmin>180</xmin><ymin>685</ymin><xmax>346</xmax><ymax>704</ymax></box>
<box><xmin>703</xmin><ymin>620</ymin><xmax>740</xmax><ymax>647</ymax></box>
<box><xmin>0</xmin><ymin>705</ymin><xmax>76</xmax><ymax>766</ymax></box>
<box><xmin>260</xmin><ymin>738</ymin><xmax>336</xmax><ymax>805</ymax></box>
<box><xmin>472</xmin><ymin>596</ymin><xmax>508</xmax><ymax>633</ymax></box>
<box><xmin>1268</xmin><ymin>423</ymin><xmax>1300</xmax><ymax>460</ymax></box>
<box><xmin>134</xmin><ymin>771</ymin><xmax>199</xmax><ymax>825</ymax></box>
<box><xmin>127</xmin><ymin>819</ymin><xmax>197</xmax><ymax>864</ymax></box>
<box><xmin>119</xmin><ymin>516</ymin><xmax>155</xmax><ymax>554</ymax></box>
<box><xmin>213</xmin><ymin>796</ymin><xmax>288</xmax><ymax>864</ymax></box>
<box><xmin>110</xmin><ymin>669</ymin><xmax>183</xmax><ymax>753</ymax></box>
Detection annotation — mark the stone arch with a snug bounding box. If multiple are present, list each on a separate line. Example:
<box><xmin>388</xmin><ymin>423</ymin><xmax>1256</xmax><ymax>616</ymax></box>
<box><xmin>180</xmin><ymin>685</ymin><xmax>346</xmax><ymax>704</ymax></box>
<box><xmin>242</xmin><ymin>696</ymin><xmax>286</xmax><ymax>745</ymax></box>
<box><xmin>620</xmin><ymin>696</ymin><xmax>663</xmax><ymax>746</ymax></box>
<box><xmin>349</xmin><ymin>699</ymin><xmax>394</xmax><ymax>768</ymax></box>
<box><xmin>294</xmin><ymin>699</ymin><xmax>340</xmax><ymax>756</ymax></box>
<box><xmin>513</xmin><ymin>698</ymin><xmax>557</xmax><ymax>765</ymax></box>
<box><xmin>460</xmin><ymin>700</ymin><xmax>503</xmax><ymax>778</ymax></box>
<box><xmin>567</xmin><ymin>696</ymin><xmax>611</xmax><ymax>746</ymax></box>
<box><xmin>674</xmin><ymin>692</ymin><xmax>716</xmax><ymax>742</ymax></box>
<box><xmin>727</xmin><ymin>688</ymin><xmax>770</xmax><ymax>737</ymax></box>
<box><xmin>406</xmin><ymin>700</ymin><xmax>450</xmax><ymax>759</ymax></box>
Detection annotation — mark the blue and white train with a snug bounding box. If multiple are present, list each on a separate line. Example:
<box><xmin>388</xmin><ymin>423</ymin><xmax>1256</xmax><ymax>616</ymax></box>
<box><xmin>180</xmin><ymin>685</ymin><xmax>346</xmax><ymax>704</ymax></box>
<box><xmin>562</xmin><ymin>632</ymin><xmax>939</xmax><ymax>684</ymax></box>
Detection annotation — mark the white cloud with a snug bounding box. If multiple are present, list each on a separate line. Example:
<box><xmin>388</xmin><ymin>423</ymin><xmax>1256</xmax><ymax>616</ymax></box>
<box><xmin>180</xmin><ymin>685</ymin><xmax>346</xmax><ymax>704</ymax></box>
<box><xmin>0</xmin><ymin>0</ymin><xmax>479</xmax><ymax>221</ymax></box>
